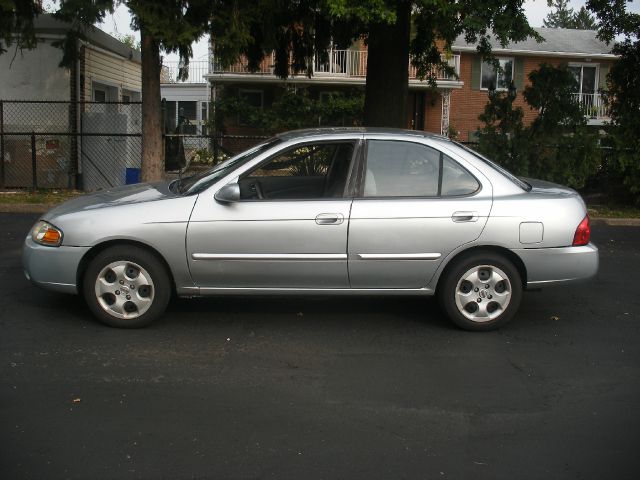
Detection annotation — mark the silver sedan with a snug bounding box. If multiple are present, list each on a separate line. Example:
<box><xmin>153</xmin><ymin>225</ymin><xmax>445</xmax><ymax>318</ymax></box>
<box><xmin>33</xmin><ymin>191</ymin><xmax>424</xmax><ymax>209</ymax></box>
<box><xmin>23</xmin><ymin>128</ymin><xmax>598</xmax><ymax>330</ymax></box>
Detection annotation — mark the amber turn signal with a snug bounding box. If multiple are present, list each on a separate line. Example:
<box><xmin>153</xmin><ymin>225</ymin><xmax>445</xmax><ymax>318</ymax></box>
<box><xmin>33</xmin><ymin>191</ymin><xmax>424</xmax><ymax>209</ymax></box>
<box><xmin>31</xmin><ymin>221</ymin><xmax>63</xmax><ymax>247</ymax></box>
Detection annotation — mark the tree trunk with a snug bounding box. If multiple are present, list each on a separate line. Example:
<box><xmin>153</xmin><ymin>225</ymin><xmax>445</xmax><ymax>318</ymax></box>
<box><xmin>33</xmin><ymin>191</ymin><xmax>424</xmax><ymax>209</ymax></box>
<box><xmin>363</xmin><ymin>1</ymin><xmax>411</xmax><ymax>128</ymax></box>
<box><xmin>140</xmin><ymin>26</ymin><xmax>164</xmax><ymax>182</ymax></box>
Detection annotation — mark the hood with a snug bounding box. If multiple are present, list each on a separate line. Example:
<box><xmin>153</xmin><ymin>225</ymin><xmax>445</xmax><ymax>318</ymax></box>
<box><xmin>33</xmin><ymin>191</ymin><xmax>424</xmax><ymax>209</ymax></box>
<box><xmin>43</xmin><ymin>181</ymin><xmax>177</xmax><ymax>220</ymax></box>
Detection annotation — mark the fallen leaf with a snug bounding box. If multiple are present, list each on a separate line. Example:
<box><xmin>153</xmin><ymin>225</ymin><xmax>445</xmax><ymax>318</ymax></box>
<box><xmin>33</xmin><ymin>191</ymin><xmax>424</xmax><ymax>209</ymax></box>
<box><xmin>72</xmin><ymin>398</ymin><xmax>81</xmax><ymax>403</ymax></box>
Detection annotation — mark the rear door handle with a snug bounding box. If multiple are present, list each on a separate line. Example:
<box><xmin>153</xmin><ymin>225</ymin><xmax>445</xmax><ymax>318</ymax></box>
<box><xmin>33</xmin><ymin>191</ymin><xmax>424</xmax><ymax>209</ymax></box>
<box><xmin>451</xmin><ymin>211</ymin><xmax>479</xmax><ymax>223</ymax></box>
<box><xmin>315</xmin><ymin>213</ymin><xmax>344</xmax><ymax>225</ymax></box>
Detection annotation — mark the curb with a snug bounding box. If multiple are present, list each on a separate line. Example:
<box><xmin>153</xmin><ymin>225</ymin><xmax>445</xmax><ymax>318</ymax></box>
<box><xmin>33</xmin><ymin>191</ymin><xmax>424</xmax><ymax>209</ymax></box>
<box><xmin>0</xmin><ymin>204</ymin><xmax>57</xmax><ymax>214</ymax></box>
<box><xmin>591</xmin><ymin>217</ymin><xmax>640</xmax><ymax>227</ymax></box>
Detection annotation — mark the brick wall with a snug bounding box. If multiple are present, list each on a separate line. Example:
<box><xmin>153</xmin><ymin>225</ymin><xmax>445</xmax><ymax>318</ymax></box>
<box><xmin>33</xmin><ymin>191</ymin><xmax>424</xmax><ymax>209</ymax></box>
<box><xmin>447</xmin><ymin>53</ymin><xmax>613</xmax><ymax>141</ymax></box>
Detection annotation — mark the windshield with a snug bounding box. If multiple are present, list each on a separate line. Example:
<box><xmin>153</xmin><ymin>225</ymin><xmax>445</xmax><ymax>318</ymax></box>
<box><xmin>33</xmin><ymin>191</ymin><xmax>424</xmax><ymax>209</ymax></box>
<box><xmin>454</xmin><ymin>142</ymin><xmax>531</xmax><ymax>191</ymax></box>
<box><xmin>177</xmin><ymin>138</ymin><xmax>281</xmax><ymax>195</ymax></box>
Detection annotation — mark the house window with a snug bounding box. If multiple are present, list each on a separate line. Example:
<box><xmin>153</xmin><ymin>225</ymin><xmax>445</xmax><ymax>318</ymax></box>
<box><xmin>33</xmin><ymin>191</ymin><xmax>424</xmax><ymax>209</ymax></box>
<box><xmin>93</xmin><ymin>88</ymin><xmax>107</xmax><ymax>103</ymax></box>
<box><xmin>568</xmin><ymin>64</ymin><xmax>598</xmax><ymax>95</ymax></box>
<box><xmin>481</xmin><ymin>58</ymin><xmax>514</xmax><ymax>90</ymax></box>
<box><xmin>177</xmin><ymin>100</ymin><xmax>197</xmax><ymax>134</ymax></box>
<box><xmin>239</xmin><ymin>89</ymin><xmax>264</xmax><ymax>109</ymax></box>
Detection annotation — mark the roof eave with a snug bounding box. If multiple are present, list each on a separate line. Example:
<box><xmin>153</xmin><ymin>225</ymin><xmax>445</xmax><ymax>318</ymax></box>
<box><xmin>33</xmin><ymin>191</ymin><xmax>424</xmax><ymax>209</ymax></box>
<box><xmin>453</xmin><ymin>46</ymin><xmax>617</xmax><ymax>60</ymax></box>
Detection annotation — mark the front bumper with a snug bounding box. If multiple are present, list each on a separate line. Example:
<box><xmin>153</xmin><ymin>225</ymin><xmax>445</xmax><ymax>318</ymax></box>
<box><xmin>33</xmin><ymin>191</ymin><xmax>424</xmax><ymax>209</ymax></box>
<box><xmin>514</xmin><ymin>243</ymin><xmax>599</xmax><ymax>287</ymax></box>
<box><xmin>22</xmin><ymin>237</ymin><xmax>90</xmax><ymax>294</ymax></box>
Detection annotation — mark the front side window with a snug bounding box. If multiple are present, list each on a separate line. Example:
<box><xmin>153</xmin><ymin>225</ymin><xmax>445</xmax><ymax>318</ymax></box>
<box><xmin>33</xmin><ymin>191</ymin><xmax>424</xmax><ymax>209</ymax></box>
<box><xmin>481</xmin><ymin>58</ymin><xmax>514</xmax><ymax>90</ymax></box>
<box><xmin>241</xmin><ymin>142</ymin><xmax>355</xmax><ymax>200</ymax></box>
<box><xmin>363</xmin><ymin>140</ymin><xmax>479</xmax><ymax>197</ymax></box>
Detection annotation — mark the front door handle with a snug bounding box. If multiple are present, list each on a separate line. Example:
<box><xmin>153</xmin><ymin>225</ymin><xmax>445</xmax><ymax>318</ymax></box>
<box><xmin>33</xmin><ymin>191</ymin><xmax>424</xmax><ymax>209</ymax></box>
<box><xmin>315</xmin><ymin>213</ymin><xmax>344</xmax><ymax>225</ymax></box>
<box><xmin>452</xmin><ymin>211</ymin><xmax>479</xmax><ymax>223</ymax></box>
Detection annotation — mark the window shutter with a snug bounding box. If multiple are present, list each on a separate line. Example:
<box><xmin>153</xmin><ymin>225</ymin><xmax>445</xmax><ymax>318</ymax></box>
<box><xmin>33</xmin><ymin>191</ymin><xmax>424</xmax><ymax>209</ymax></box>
<box><xmin>598</xmin><ymin>65</ymin><xmax>609</xmax><ymax>91</ymax></box>
<box><xmin>471</xmin><ymin>55</ymin><xmax>481</xmax><ymax>90</ymax></box>
<box><xmin>514</xmin><ymin>57</ymin><xmax>525</xmax><ymax>91</ymax></box>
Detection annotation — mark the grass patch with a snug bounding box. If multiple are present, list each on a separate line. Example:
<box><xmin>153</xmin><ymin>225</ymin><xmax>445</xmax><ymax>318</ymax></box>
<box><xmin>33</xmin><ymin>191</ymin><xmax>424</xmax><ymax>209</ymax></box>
<box><xmin>0</xmin><ymin>189</ymin><xmax>83</xmax><ymax>205</ymax></box>
<box><xmin>588</xmin><ymin>205</ymin><xmax>640</xmax><ymax>219</ymax></box>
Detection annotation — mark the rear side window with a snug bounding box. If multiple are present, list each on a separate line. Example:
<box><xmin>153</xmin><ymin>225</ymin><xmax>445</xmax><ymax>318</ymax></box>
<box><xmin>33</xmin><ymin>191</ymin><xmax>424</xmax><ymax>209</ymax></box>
<box><xmin>441</xmin><ymin>156</ymin><xmax>480</xmax><ymax>196</ymax></box>
<box><xmin>363</xmin><ymin>140</ymin><xmax>479</xmax><ymax>197</ymax></box>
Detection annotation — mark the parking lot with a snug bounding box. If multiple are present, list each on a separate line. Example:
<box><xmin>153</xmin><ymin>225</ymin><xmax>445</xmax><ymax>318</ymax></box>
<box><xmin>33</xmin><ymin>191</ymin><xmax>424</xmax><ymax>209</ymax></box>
<box><xmin>1</xmin><ymin>212</ymin><xmax>639</xmax><ymax>479</ymax></box>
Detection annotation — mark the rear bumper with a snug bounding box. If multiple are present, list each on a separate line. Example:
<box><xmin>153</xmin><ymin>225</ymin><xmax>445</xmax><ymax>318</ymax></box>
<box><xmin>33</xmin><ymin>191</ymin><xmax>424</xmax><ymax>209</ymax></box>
<box><xmin>514</xmin><ymin>243</ymin><xmax>599</xmax><ymax>287</ymax></box>
<box><xmin>22</xmin><ymin>237</ymin><xmax>89</xmax><ymax>294</ymax></box>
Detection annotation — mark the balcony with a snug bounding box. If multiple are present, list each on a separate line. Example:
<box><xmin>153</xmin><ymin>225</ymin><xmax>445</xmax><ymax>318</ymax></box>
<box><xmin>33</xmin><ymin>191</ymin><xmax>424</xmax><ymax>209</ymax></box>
<box><xmin>202</xmin><ymin>50</ymin><xmax>461</xmax><ymax>87</ymax></box>
<box><xmin>571</xmin><ymin>93</ymin><xmax>609</xmax><ymax>121</ymax></box>
<box><xmin>161</xmin><ymin>61</ymin><xmax>210</xmax><ymax>84</ymax></box>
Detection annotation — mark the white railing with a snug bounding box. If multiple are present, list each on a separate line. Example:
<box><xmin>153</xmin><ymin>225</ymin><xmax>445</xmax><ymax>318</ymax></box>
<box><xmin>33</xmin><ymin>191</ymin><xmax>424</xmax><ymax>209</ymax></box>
<box><xmin>409</xmin><ymin>54</ymin><xmax>460</xmax><ymax>81</ymax></box>
<box><xmin>161</xmin><ymin>60</ymin><xmax>209</xmax><ymax>84</ymax></box>
<box><xmin>212</xmin><ymin>54</ymin><xmax>275</xmax><ymax>75</ymax></box>
<box><xmin>314</xmin><ymin>49</ymin><xmax>367</xmax><ymax>77</ymax></box>
<box><xmin>571</xmin><ymin>93</ymin><xmax>609</xmax><ymax>119</ymax></box>
<box><xmin>210</xmin><ymin>50</ymin><xmax>461</xmax><ymax>81</ymax></box>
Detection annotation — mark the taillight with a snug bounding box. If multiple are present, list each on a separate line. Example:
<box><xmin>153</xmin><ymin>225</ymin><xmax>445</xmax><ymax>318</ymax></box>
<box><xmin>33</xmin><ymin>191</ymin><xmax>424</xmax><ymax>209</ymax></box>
<box><xmin>572</xmin><ymin>215</ymin><xmax>590</xmax><ymax>246</ymax></box>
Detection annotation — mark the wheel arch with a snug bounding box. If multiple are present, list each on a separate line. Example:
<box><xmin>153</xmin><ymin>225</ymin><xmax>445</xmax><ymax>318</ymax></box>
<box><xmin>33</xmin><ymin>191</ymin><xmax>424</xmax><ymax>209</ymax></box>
<box><xmin>434</xmin><ymin>245</ymin><xmax>528</xmax><ymax>293</ymax></box>
<box><xmin>76</xmin><ymin>239</ymin><xmax>177</xmax><ymax>296</ymax></box>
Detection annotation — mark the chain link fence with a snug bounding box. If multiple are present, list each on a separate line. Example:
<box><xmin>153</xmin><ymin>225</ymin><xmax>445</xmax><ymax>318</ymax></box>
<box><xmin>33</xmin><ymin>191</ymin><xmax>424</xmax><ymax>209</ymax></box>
<box><xmin>0</xmin><ymin>100</ymin><xmax>141</xmax><ymax>191</ymax></box>
<box><xmin>0</xmin><ymin>100</ymin><xmax>270</xmax><ymax>192</ymax></box>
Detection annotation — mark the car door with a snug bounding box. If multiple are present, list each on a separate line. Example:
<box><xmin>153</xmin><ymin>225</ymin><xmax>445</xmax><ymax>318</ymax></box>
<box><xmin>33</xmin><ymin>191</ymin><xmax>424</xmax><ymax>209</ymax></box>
<box><xmin>347</xmin><ymin>137</ymin><xmax>492</xmax><ymax>289</ymax></box>
<box><xmin>187</xmin><ymin>140</ymin><xmax>359</xmax><ymax>289</ymax></box>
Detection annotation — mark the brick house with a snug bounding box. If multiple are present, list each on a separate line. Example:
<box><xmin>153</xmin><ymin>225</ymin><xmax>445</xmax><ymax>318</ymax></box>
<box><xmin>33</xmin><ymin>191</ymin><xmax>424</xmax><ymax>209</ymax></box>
<box><xmin>446</xmin><ymin>28</ymin><xmax>615</xmax><ymax>141</ymax></box>
<box><xmin>164</xmin><ymin>28</ymin><xmax>616</xmax><ymax>144</ymax></box>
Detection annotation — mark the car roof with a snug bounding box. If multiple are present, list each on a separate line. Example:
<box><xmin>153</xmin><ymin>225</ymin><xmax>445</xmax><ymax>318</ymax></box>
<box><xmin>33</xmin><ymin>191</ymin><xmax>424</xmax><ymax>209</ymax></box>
<box><xmin>275</xmin><ymin>127</ymin><xmax>450</xmax><ymax>142</ymax></box>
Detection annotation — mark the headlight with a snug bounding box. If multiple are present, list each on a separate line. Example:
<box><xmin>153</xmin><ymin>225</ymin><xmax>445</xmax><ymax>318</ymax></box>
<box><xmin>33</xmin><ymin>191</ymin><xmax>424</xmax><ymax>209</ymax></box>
<box><xmin>31</xmin><ymin>221</ymin><xmax>63</xmax><ymax>247</ymax></box>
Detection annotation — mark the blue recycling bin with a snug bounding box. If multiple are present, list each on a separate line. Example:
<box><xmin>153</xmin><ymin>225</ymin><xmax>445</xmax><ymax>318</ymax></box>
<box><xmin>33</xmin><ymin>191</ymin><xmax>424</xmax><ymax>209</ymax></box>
<box><xmin>125</xmin><ymin>167</ymin><xmax>141</xmax><ymax>185</ymax></box>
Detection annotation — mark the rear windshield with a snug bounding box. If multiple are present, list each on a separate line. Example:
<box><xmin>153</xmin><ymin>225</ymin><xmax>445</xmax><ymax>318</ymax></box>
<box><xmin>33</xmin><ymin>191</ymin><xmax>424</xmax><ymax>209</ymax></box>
<box><xmin>454</xmin><ymin>142</ymin><xmax>531</xmax><ymax>191</ymax></box>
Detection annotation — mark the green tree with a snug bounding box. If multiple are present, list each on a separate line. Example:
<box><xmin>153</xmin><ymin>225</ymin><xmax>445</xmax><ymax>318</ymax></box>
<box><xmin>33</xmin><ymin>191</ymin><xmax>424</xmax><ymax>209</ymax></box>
<box><xmin>543</xmin><ymin>0</ymin><xmax>576</xmax><ymax>28</ymax></box>
<box><xmin>214</xmin><ymin>88</ymin><xmax>364</xmax><ymax>135</ymax></box>
<box><xmin>477</xmin><ymin>88</ymin><xmax>528</xmax><ymax>175</ymax></box>
<box><xmin>112</xmin><ymin>32</ymin><xmax>140</xmax><ymax>50</ymax></box>
<box><xmin>573</xmin><ymin>7</ymin><xmax>598</xmax><ymax>30</ymax></box>
<box><xmin>0</xmin><ymin>0</ymin><xmax>41</xmax><ymax>55</ymax></box>
<box><xmin>587</xmin><ymin>0</ymin><xmax>640</xmax><ymax>203</ymax></box>
<box><xmin>210</xmin><ymin>0</ymin><xmax>538</xmax><ymax>128</ymax></box>
<box><xmin>544</xmin><ymin>1</ymin><xmax>597</xmax><ymax>30</ymax></box>
<box><xmin>524</xmin><ymin>63</ymin><xmax>599</xmax><ymax>188</ymax></box>
<box><xmin>477</xmin><ymin>63</ymin><xmax>599</xmax><ymax>189</ymax></box>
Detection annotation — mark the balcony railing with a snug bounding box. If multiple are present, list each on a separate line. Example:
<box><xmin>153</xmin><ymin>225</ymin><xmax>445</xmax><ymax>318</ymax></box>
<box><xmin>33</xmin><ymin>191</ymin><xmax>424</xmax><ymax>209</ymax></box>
<box><xmin>571</xmin><ymin>93</ymin><xmax>609</xmax><ymax>119</ymax></box>
<box><xmin>161</xmin><ymin>60</ymin><xmax>210</xmax><ymax>84</ymax></box>
<box><xmin>208</xmin><ymin>50</ymin><xmax>461</xmax><ymax>82</ymax></box>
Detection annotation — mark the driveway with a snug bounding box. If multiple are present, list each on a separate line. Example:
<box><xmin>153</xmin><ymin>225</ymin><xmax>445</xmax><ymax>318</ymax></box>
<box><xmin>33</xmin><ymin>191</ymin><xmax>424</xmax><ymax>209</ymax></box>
<box><xmin>1</xmin><ymin>213</ymin><xmax>639</xmax><ymax>479</ymax></box>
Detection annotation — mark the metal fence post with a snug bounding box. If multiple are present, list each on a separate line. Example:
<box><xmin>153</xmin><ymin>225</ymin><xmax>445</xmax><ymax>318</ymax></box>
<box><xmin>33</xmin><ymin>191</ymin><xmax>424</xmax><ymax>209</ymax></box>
<box><xmin>31</xmin><ymin>132</ymin><xmax>37</xmax><ymax>191</ymax></box>
<box><xmin>0</xmin><ymin>100</ymin><xmax>4</xmax><ymax>189</ymax></box>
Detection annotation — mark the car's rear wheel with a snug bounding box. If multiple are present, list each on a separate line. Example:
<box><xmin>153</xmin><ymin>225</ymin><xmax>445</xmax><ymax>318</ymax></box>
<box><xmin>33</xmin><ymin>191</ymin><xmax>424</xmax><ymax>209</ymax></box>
<box><xmin>82</xmin><ymin>245</ymin><xmax>171</xmax><ymax>328</ymax></box>
<box><xmin>438</xmin><ymin>252</ymin><xmax>522</xmax><ymax>331</ymax></box>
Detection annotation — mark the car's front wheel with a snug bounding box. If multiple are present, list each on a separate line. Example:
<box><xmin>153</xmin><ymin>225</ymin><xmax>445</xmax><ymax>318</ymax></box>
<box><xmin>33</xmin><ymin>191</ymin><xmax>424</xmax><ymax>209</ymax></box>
<box><xmin>438</xmin><ymin>252</ymin><xmax>522</xmax><ymax>331</ymax></box>
<box><xmin>82</xmin><ymin>245</ymin><xmax>171</xmax><ymax>328</ymax></box>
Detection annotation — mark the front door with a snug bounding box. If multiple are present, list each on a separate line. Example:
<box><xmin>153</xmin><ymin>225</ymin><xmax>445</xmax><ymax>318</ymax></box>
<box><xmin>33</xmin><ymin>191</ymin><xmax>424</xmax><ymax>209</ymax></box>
<box><xmin>348</xmin><ymin>139</ymin><xmax>492</xmax><ymax>289</ymax></box>
<box><xmin>187</xmin><ymin>141</ymin><xmax>358</xmax><ymax>289</ymax></box>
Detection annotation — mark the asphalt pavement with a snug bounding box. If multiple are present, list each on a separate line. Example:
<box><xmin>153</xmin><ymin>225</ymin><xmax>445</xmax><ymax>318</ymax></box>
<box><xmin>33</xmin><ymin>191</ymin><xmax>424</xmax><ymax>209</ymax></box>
<box><xmin>1</xmin><ymin>213</ymin><xmax>639</xmax><ymax>480</ymax></box>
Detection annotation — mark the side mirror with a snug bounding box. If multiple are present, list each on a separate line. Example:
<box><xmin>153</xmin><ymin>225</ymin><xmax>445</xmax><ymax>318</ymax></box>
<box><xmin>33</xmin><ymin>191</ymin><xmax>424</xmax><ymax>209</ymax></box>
<box><xmin>214</xmin><ymin>183</ymin><xmax>240</xmax><ymax>204</ymax></box>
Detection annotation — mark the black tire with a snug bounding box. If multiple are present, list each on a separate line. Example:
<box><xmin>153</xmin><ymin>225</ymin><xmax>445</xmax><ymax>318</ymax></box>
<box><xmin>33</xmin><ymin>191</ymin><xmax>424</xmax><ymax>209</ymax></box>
<box><xmin>82</xmin><ymin>245</ymin><xmax>171</xmax><ymax>328</ymax></box>
<box><xmin>438</xmin><ymin>252</ymin><xmax>522</xmax><ymax>331</ymax></box>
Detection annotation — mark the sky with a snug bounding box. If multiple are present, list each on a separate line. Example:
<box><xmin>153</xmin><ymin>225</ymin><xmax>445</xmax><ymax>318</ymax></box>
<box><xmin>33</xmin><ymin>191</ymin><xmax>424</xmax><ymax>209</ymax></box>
<box><xmin>45</xmin><ymin>0</ymin><xmax>639</xmax><ymax>63</ymax></box>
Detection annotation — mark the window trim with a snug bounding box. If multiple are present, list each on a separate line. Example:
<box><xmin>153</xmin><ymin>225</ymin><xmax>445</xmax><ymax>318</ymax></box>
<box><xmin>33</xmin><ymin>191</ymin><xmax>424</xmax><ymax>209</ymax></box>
<box><xmin>356</xmin><ymin>139</ymin><xmax>482</xmax><ymax>200</ymax></box>
<box><xmin>480</xmin><ymin>57</ymin><xmax>515</xmax><ymax>91</ymax></box>
<box><xmin>237</xmin><ymin>139</ymin><xmax>361</xmax><ymax>202</ymax></box>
